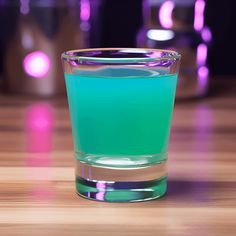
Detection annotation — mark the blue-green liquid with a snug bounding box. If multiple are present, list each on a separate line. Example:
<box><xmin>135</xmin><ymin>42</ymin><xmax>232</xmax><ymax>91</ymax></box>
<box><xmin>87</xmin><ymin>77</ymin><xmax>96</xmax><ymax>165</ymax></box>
<box><xmin>65</xmin><ymin>68</ymin><xmax>177</xmax><ymax>168</ymax></box>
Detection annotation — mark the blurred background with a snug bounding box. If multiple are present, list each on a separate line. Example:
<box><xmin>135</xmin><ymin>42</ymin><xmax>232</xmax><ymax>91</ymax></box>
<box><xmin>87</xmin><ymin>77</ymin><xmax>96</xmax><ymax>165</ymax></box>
<box><xmin>0</xmin><ymin>0</ymin><xmax>235</xmax><ymax>98</ymax></box>
<box><xmin>0</xmin><ymin>1</ymin><xmax>236</xmax><ymax>224</ymax></box>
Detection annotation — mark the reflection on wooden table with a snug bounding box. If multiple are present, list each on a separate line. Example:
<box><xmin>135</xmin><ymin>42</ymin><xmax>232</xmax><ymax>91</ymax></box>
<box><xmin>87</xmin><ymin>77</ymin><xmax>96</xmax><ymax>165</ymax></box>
<box><xmin>0</xmin><ymin>78</ymin><xmax>236</xmax><ymax>235</ymax></box>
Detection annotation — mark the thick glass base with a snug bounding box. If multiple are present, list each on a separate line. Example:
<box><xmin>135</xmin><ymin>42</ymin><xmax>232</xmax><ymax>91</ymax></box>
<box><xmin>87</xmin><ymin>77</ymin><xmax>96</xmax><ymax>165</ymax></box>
<box><xmin>75</xmin><ymin>160</ymin><xmax>167</xmax><ymax>202</ymax></box>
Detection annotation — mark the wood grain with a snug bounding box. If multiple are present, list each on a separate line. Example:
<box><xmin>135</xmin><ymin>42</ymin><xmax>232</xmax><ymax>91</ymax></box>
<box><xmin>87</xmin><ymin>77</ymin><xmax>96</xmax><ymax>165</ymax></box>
<box><xmin>0</xmin><ymin>78</ymin><xmax>236</xmax><ymax>235</ymax></box>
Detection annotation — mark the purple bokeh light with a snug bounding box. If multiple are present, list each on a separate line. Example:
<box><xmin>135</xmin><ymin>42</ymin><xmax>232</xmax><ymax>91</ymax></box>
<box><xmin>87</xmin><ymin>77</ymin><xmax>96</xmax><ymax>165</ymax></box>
<box><xmin>198</xmin><ymin>66</ymin><xmax>209</xmax><ymax>93</ymax></box>
<box><xmin>159</xmin><ymin>1</ymin><xmax>175</xmax><ymax>29</ymax></box>
<box><xmin>201</xmin><ymin>27</ymin><xmax>212</xmax><ymax>42</ymax></box>
<box><xmin>197</xmin><ymin>43</ymin><xmax>208</xmax><ymax>66</ymax></box>
<box><xmin>80</xmin><ymin>0</ymin><xmax>90</xmax><ymax>21</ymax></box>
<box><xmin>196</xmin><ymin>42</ymin><xmax>209</xmax><ymax>95</ymax></box>
<box><xmin>194</xmin><ymin>0</ymin><xmax>205</xmax><ymax>31</ymax></box>
<box><xmin>20</xmin><ymin>0</ymin><xmax>30</xmax><ymax>15</ymax></box>
<box><xmin>23</xmin><ymin>51</ymin><xmax>51</xmax><ymax>78</ymax></box>
<box><xmin>198</xmin><ymin>66</ymin><xmax>209</xmax><ymax>79</ymax></box>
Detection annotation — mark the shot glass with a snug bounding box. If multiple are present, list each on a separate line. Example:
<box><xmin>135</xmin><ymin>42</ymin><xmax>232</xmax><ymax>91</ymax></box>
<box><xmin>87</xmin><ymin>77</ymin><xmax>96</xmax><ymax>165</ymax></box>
<box><xmin>61</xmin><ymin>48</ymin><xmax>181</xmax><ymax>202</ymax></box>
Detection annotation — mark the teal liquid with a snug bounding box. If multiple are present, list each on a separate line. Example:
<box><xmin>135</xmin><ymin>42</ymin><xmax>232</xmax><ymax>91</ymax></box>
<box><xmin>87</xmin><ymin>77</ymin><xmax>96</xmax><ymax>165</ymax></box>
<box><xmin>65</xmin><ymin>68</ymin><xmax>177</xmax><ymax>168</ymax></box>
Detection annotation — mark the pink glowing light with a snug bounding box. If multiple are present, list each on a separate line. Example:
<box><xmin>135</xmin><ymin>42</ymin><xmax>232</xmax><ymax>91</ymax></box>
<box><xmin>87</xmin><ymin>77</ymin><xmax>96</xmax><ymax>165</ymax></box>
<box><xmin>80</xmin><ymin>0</ymin><xmax>90</xmax><ymax>21</ymax></box>
<box><xmin>96</xmin><ymin>182</ymin><xmax>106</xmax><ymax>200</ymax></box>
<box><xmin>196</xmin><ymin>43</ymin><xmax>209</xmax><ymax>94</ymax></box>
<box><xmin>97</xmin><ymin>182</ymin><xmax>106</xmax><ymax>189</ymax></box>
<box><xmin>198</xmin><ymin>66</ymin><xmax>209</xmax><ymax>94</ymax></box>
<box><xmin>25</xmin><ymin>103</ymin><xmax>53</xmax><ymax>167</ymax></box>
<box><xmin>198</xmin><ymin>66</ymin><xmax>209</xmax><ymax>79</ymax></box>
<box><xmin>26</xmin><ymin>104</ymin><xmax>53</xmax><ymax>132</ymax></box>
<box><xmin>197</xmin><ymin>44</ymin><xmax>208</xmax><ymax>66</ymax></box>
<box><xmin>159</xmin><ymin>1</ymin><xmax>175</xmax><ymax>29</ymax></box>
<box><xmin>96</xmin><ymin>192</ymin><xmax>105</xmax><ymax>201</ymax></box>
<box><xmin>25</xmin><ymin>103</ymin><xmax>53</xmax><ymax>153</ymax></box>
<box><xmin>194</xmin><ymin>0</ymin><xmax>205</xmax><ymax>31</ymax></box>
<box><xmin>23</xmin><ymin>51</ymin><xmax>50</xmax><ymax>78</ymax></box>
<box><xmin>201</xmin><ymin>27</ymin><xmax>212</xmax><ymax>42</ymax></box>
<box><xmin>25</xmin><ymin>103</ymin><xmax>54</xmax><ymax>202</ymax></box>
<box><xmin>150</xmin><ymin>51</ymin><xmax>163</xmax><ymax>58</ymax></box>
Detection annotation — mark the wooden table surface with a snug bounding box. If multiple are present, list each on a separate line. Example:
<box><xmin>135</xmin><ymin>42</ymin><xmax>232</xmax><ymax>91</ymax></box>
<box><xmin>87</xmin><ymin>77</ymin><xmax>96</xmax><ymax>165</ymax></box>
<box><xmin>1</xmin><ymin>78</ymin><xmax>236</xmax><ymax>235</ymax></box>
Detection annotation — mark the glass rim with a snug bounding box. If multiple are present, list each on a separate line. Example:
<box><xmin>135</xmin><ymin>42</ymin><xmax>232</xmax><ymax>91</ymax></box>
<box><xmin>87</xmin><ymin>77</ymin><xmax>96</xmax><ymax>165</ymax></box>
<box><xmin>61</xmin><ymin>48</ymin><xmax>181</xmax><ymax>64</ymax></box>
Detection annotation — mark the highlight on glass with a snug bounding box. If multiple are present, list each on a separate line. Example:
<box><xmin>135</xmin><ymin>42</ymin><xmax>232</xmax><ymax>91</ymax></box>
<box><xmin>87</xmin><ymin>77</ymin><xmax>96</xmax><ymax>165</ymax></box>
<box><xmin>61</xmin><ymin>48</ymin><xmax>181</xmax><ymax>202</ymax></box>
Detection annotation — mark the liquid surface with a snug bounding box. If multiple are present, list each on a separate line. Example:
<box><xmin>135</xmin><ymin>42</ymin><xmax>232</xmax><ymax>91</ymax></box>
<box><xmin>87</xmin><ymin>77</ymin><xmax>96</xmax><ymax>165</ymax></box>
<box><xmin>65</xmin><ymin>67</ymin><xmax>177</xmax><ymax>168</ymax></box>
